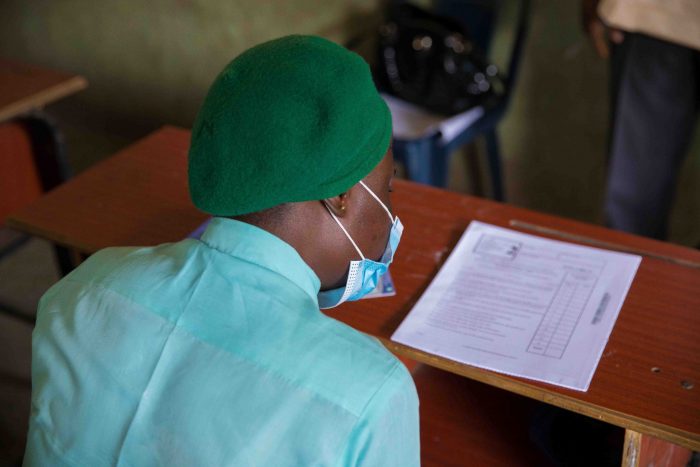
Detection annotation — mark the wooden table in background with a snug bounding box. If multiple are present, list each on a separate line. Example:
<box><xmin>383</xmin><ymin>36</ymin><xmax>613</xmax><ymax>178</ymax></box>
<box><xmin>1</xmin><ymin>58</ymin><xmax>88</xmax><ymax>282</ymax></box>
<box><xmin>0</xmin><ymin>58</ymin><xmax>87</xmax><ymax>122</ymax></box>
<box><xmin>7</xmin><ymin>127</ymin><xmax>699</xmax><ymax>466</ymax></box>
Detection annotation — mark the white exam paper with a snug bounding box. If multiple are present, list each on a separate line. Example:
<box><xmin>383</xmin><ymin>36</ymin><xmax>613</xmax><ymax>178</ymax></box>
<box><xmin>391</xmin><ymin>221</ymin><xmax>641</xmax><ymax>391</ymax></box>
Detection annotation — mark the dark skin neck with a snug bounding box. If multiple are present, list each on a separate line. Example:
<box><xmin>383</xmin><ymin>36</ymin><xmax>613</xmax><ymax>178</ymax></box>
<box><xmin>234</xmin><ymin>148</ymin><xmax>395</xmax><ymax>292</ymax></box>
<box><xmin>234</xmin><ymin>200</ymin><xmax>350</xmax><ymax>290</ymax></box>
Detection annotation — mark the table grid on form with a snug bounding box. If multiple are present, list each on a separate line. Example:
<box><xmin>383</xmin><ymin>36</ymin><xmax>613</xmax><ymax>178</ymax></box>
<box><xmin>527</xmin><ymin>272</ymin><xmax>595</xmax><ymax>359</ymax></box>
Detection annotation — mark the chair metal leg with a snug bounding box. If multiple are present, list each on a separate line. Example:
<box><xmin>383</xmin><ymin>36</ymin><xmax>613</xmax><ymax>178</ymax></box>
<box><xmin>464</xmin><ymin>143</ymin><xmax>485</xmax><ymax>197</ymax></box>
<box><xmin>53</xmin><ymin>245</ymin><xmax>78</xmax><ymax>277</ymax></box>
<box><xmin>429</xmin><ymin>148</ymin><xmax>450</xmax><ymax>188</ymax></box>
<box><xmin>484</xmin><ymin>129</ymin><xmax>505</xmax><ymax>201</ymax></box>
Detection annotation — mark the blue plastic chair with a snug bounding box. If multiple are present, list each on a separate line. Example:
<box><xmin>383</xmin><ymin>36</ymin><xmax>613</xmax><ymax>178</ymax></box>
<box><xmin>389</xmin><ymin>0</ymin><xmax>530</xmax><ymax>201</ymax></box>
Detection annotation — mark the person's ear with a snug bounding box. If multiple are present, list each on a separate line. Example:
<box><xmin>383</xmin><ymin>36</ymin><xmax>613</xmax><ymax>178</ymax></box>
<box><xmin>323</xmin><ymin>192</ymin><xmax>350</xmax><ymax>218</ymax></box>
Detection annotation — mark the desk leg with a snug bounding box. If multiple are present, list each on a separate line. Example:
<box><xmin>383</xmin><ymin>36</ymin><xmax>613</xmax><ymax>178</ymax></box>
<box><xmin>52</xmin><ymin>246</ymin><xmax>88</xmax><ymax>277</ymax></box>
<box><xmin>621</xmin><ymin>429</ymin><xmax>692</xmax><ymax>467</ymax></box>
<box><xmin>53</xmin><ymin>245</ymin><xmax>77</xmax><ymax>276</ymax></box>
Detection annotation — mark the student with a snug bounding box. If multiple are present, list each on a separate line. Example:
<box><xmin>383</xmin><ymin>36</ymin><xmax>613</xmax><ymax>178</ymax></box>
<box><xmin>24</xmin><ymin>35</ymin><xmax>419</xmax><ymax>466</ymax></box>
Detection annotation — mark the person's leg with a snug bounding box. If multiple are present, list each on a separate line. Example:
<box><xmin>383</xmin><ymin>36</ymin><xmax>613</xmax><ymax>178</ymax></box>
<box><xmin>605</xmin><ymin>33</ymin><xmax>697</xmax><ymax>239</ymax></box>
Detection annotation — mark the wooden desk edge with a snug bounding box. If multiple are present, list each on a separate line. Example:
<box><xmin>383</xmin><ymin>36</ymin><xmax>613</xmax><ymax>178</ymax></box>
<box><xmin>0</xmin><ymin>75</ymin><xmax>88</xmax><ymax>122</ymax></box>
<box><xmin>4</xmin><ymin>216</ymin><xmax>97</xmax><ymax>254</ymax></box>
<box><xmin>381</xmin><ymin>338</ymin><xmax>700</xmax><ymax>452</ymax></box>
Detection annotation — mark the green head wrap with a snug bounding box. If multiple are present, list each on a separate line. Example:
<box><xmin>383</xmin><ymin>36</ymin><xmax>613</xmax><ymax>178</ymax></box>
<box><xmin>188</xmin><ymin>35</ymin><xmax>392</xmax><ymax>216</ymax></box>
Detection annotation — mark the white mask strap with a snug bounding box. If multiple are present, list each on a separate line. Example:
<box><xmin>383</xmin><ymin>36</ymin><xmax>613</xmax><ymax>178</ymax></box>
<box><xmin>323</xmin><ymin>202</ymin><xmax>366</xmax><ymax>260</ymax></box>
<box><xmin>359</xmin><ymin>180</ymin><xmax>394</xmax><ymax>222</ymax></box>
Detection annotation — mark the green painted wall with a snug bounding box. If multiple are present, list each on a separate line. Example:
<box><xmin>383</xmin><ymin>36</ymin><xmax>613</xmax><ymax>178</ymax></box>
<box><xmin>0</xmin><ymin>0</ymin><xmax>381</xmax><ymax>137</ymax></box>
<box><xmin>1</xmin><ymin>0</ymin><xmax>697</xmax><ymax>245</ymax></box>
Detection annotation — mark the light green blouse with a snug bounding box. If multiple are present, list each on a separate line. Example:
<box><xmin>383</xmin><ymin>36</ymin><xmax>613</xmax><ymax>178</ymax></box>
<box><xmin>24</xmin><ymin>217</ymin><xmax>419</xmax><ymax>466</ymax></box>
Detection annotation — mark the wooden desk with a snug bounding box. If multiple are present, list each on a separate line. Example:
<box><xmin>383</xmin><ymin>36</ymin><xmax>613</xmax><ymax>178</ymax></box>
<box><xmin>7</xmin><ymin>127</ymin><xmax>699</xmax><ymax>463</ymax></box>
<box><xmin>1</xmin><ymin>58</ymin><xmax>88</xmax><ymax>281</ymax></box>
<box><xmin>0</xmin><ymin>58</ymin><xmax>87</xmax><ymax>122</ymax></box>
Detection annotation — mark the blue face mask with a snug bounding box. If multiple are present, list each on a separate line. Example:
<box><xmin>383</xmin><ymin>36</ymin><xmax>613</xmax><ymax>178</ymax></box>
<box><xmin>318</xmin><ymin>180</ymin><xmax>403</xmax><ymax>309</ymax></box>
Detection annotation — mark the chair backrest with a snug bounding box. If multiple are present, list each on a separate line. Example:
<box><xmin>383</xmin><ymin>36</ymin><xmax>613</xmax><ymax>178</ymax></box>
<box><xmin>0</xmin><ymin>117</ymin><xmax>69</xmax><ymax>224</ymax></box>
<box><xmin>0</xmin><ymin>121</ymin><xmax>44</xmax><ymax>223</ymax></box>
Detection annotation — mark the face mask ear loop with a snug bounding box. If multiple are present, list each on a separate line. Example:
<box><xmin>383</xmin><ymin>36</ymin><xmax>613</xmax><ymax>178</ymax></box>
<box><xmin>359</xmin><ymin>180</ymin><xmax>394</xmax><ymax>223</ymax></box>
<box><xmin>323</xmin><ymin>202</ymin><xmax>366</xmax><ymax>260</ymax></box>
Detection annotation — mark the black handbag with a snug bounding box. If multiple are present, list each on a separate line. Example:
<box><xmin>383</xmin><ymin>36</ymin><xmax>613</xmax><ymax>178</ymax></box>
<box><xmin>377</xmin><ymin>3</ymin><xmax>504</xmax><ymax>116</ymax></box>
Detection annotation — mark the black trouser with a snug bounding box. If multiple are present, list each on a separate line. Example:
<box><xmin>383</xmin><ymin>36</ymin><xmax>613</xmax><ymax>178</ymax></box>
<box><xmin>605</xmin><ymin>33</ymin><xmax>699</xmax><ymax>240</ymax></box>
